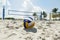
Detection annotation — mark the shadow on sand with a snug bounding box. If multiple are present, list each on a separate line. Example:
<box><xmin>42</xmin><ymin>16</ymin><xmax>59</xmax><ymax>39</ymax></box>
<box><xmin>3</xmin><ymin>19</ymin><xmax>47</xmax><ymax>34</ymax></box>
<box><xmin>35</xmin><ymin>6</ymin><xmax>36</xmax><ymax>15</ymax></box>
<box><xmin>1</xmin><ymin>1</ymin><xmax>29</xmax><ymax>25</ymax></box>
<box><xmin>23</xmin><ymin>28</ymin><xmax>37</xmax><ymax>33</ymax></box>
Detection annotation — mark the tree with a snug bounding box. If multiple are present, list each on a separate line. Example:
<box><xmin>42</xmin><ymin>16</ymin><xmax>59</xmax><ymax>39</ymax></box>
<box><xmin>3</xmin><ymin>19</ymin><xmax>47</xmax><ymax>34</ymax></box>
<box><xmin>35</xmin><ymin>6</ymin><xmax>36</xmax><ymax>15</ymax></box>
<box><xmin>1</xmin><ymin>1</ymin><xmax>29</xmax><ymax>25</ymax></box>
<box><xmin>33</xmin><ymin>12</ymin><xmax>37</xmax><ymax>16</ymax></box>
<box><xmin>33</xmin><ymin>12</ymin><xmax>37</xmax><ymax>20</ymax></box>
<box><xmin>42</xmin><ymin>11</ymin><xmax>47</xmax><ymax>20</ymax></box>
<box><xmin>52</xmin><ymin>8</ymin><xmax>58</xmax><ymax>20</ymax></box>
<box><xmin>52</xmin><ymin>8</ymin><xmax>58</xmax><ymax>13</ymax></box>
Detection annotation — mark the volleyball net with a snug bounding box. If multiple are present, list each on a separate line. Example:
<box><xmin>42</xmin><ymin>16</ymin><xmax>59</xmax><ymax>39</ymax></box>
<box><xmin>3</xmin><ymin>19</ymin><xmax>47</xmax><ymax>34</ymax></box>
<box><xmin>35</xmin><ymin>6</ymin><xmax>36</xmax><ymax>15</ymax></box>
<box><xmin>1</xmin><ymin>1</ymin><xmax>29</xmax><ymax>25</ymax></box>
<box><xmin>8</xmin><ymin>10</ymin><xmax>35</xmax><ymax>16</ymax></box>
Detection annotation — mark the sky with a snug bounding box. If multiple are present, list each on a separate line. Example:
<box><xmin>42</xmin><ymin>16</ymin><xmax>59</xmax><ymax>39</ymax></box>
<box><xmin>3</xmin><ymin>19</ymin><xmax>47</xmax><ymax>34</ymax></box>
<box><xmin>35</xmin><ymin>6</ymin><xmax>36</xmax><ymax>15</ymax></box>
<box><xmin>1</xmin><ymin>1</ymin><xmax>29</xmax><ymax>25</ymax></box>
<box><xmin>0</xmin><ymin>0</ymin><xmax>60</xmax><ymax>19</ymax></box>
<box><xmin>9</xmin><ymin>0</ymin><xmax>60</xmax><ymax>12</ymax></box>
<box><xmin>32</xmin><ymin>0</ymin><xmax>60</xmax><ymax>12</ymax></box>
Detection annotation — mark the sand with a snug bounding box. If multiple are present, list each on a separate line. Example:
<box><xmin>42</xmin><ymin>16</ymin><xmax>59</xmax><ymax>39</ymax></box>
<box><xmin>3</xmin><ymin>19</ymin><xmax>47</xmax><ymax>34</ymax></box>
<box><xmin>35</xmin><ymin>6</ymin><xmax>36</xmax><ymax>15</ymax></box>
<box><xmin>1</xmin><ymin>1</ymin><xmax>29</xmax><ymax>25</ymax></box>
<box><xmin>0</xmin><ymin>20</ymin><xmax>60</xmax><ymax>40</ymax></box>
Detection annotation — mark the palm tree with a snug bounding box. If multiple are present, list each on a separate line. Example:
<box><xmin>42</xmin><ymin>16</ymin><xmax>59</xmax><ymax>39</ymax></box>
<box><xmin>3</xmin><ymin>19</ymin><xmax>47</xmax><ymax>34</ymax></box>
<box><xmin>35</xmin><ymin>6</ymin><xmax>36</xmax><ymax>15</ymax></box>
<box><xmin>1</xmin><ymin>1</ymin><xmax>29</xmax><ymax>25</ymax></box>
<box><xmin>42</xmin><ymin>11</ymin><xmax>47</xmax><ymax>20</ymax></box>
<box><xmin>33</xmin><ymin>12</ymin><xmax>37</xmax><ymax>20</ymax></box>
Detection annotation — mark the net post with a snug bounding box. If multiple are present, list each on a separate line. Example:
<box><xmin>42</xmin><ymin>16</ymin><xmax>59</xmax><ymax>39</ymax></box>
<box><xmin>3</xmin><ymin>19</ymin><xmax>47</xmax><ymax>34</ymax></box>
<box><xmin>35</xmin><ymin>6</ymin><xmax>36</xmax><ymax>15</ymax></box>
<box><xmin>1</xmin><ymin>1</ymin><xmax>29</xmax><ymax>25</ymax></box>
<box><xmin>2</xmin><ymin>6</ymin><xmax>5</xmax><ymax>20</ymax></box>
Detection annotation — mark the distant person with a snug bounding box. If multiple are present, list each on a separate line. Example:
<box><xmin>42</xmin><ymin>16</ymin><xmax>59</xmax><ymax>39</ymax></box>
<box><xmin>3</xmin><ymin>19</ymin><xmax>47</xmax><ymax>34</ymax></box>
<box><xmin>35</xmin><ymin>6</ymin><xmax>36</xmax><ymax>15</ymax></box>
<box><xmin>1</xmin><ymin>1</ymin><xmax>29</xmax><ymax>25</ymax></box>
<box><xmin>23</xmin><ymin>17</ymin><xmax>35</xmax><ymax>29</ymax></box>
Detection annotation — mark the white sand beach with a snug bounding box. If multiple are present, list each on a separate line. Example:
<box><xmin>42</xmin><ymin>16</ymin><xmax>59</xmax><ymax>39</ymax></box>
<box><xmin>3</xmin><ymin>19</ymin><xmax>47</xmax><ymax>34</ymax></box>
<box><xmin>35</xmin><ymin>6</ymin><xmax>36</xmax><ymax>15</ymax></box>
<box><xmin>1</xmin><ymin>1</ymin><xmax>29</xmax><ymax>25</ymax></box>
<box><xmin>0</xmin><ymin>20</ymin><xmax>60</xmax><ymax>40</ymax></box>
